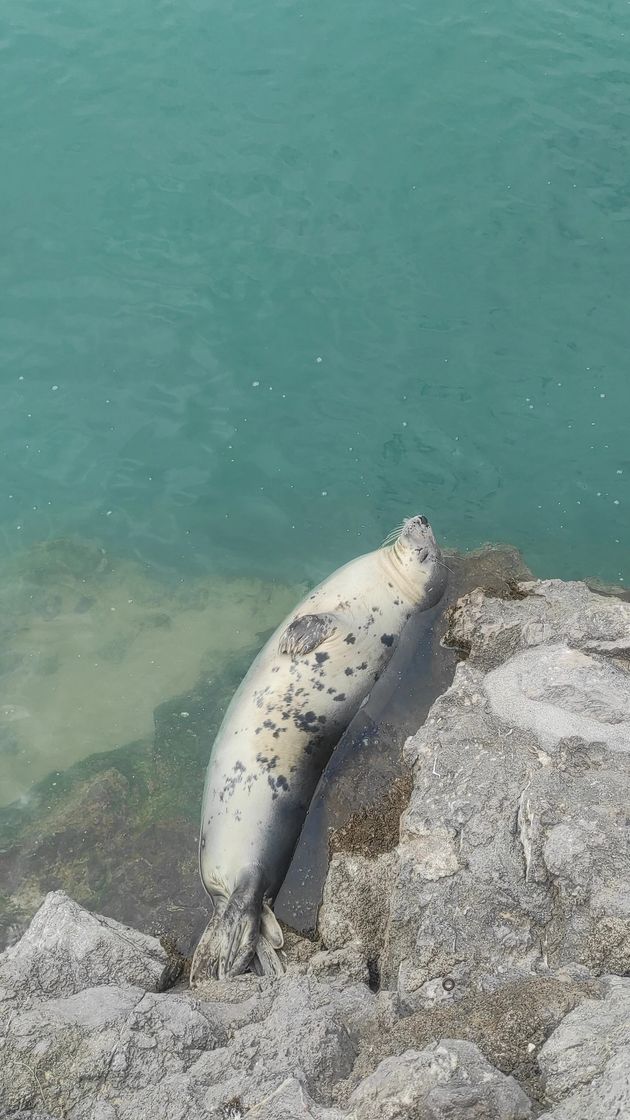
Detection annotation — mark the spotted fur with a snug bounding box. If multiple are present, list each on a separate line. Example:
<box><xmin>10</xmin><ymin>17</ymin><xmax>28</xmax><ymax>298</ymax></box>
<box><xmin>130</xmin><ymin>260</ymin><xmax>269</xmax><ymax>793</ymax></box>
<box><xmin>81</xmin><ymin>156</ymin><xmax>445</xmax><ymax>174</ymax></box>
<box><xmin>192</xmin><ymin>515</ymin><xmax>446</xmax><ymax>983</ymax></box>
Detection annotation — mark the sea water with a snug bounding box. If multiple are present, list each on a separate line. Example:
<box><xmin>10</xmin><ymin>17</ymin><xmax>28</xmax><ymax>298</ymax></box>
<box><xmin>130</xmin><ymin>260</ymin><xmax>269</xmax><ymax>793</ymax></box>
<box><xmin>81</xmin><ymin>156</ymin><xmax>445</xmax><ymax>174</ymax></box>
<box><xmin>0</xmin><ymin>0</ymin><xmax>628</xmax><ymax>882</ymax></box>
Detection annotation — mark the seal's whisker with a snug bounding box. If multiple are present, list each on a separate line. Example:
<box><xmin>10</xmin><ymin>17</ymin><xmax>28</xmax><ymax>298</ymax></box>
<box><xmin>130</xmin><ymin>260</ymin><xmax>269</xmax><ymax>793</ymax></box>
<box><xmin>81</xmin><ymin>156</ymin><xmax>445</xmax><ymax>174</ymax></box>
<box><xmin>381</xmin><ymin>523</ymin><xmax>405</xmax><ymax>547</ymax></box>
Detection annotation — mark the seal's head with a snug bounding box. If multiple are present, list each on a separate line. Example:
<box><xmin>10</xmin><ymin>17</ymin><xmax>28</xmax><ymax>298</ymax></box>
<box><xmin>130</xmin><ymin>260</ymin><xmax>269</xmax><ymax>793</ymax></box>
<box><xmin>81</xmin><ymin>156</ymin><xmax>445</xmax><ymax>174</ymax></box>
<box><xmin>387</xmin><ymin>514</ymin><xmax>447</xmax><ymax>606</ymax></box>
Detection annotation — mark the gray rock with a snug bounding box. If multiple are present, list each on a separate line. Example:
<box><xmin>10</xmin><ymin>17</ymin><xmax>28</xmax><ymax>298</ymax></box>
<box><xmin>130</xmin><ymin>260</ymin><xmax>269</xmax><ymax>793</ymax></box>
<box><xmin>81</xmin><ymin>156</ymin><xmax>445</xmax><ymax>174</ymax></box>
<box><xmin>373</xmin><ymin>581</ymin><xmax>630</xmax><ymax>1003</ymax></box>
<box><xmin>447</xmin><ymin>579</ymin><xmax>630</xmax><ymax>672</ymax></box>
<box><xmin>537</xmin><ymin>976</ymin><xmax>630</xmax><ymax>1119</ymax></box>
<box><xmin>246</xmin><ymin>1078</ymin><xmax>343</xmax><ymax>1119</ymax></box>
<box><xmin>199</xmin><ymin>971</ymin><xmax>377</xmax><ymax>1113</ymax></box>
<box><xmin>346</xmin><ymin>1041</ymin><xmax>532</xmax><ymax>1119</ymax></box>
<box><xmin>0</xmin><ymin>980</ymin><xmax>225</xmax><ymax>1116</ymax></box>
<box><xmin>0</xmin><ymin>890</ymin><xmax>168</xmax><ymax>1000</ymax></box>
<box><xmin>0</xmin><ymin>892</ymin><xmax>535</xmax><ymax>1120</ymax></box>
<box><xmin>319</xmin><ymin>851</ymin><xmax>396</xmax><ymax>961</ymax></box>
<box><xmin>484</xmin><ymin>642</ymin><xmax>630</xmax><ymax>754</ymax></box>
<box><xmin>2</xmin><ymin>1114</ymin><xmax>56</xmax><ymax>1120</ymax></box>
<box><xmin>0</xmin><ymin>893</ymin><xmax>378</xmax><ymax>1118</ymax></box>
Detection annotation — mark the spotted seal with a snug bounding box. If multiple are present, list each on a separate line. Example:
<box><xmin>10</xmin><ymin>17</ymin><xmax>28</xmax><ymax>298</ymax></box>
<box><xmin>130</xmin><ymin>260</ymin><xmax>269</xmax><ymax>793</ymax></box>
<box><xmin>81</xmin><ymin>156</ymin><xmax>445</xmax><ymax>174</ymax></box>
<box><xmin>190</xmin><ymin>514</ymin><xmax>447</xmax><ymax>982</ymax></box>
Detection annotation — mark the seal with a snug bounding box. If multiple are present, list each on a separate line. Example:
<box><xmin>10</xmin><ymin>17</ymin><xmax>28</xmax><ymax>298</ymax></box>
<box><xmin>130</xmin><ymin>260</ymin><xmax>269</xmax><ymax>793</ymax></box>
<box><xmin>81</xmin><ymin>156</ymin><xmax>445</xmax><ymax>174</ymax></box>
<box><xmin>190</xmin><ymin>514</ymin><xmax>447</xmax><ymax>983</ymax></box>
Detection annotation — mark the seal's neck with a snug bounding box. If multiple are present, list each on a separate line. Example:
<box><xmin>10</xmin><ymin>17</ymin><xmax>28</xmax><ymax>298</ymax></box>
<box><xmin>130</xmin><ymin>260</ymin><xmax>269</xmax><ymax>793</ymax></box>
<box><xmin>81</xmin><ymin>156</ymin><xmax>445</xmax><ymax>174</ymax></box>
<box><xmin>378</xmin><ymin>545</ymin><xmax>430</xmax><ymax>606</ymax></box>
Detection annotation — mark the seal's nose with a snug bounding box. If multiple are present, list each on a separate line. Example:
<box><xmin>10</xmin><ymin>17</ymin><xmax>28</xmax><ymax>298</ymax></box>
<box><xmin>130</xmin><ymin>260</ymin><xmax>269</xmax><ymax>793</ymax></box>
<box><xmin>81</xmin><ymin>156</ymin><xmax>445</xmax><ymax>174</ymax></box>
<box><xmin>418</xmin><ymin>514</ymin><xmax>429</xmax><ymax>527</ymax></box>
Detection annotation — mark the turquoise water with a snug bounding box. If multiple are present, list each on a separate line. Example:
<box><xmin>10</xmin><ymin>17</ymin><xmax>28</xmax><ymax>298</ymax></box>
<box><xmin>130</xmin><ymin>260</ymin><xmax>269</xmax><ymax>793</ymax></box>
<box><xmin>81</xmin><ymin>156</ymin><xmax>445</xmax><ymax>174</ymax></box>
<box><xmin>1</xmin><ymin>0</ymin><xmax>629</xmax><ymax>813</ymax></box>
<box><xmin>2</xmin><ymin>0</ymin><xmax>628</xmax><ymax>588</ymax></box>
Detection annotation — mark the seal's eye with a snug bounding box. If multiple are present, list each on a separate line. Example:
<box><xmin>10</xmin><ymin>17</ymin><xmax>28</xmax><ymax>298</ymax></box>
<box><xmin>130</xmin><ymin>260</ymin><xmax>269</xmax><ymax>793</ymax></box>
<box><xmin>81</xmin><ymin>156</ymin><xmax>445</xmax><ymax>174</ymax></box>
<box><xmin>417</xmin><ymin>547</ymin><xmax>429</xmax><ymax>562</ymax></box>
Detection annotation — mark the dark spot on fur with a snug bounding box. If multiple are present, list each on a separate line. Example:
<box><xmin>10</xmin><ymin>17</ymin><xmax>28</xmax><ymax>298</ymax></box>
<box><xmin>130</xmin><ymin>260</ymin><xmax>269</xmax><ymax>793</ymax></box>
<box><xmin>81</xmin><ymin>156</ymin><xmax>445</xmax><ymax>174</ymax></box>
<box><xmin>263</xmin><ymin>719</ymin><xmax>276</xmax><ymax>730</ymax></box>
<box><xmin>345</xmin><ymin>667</ymin><xmax>354</xmax><ymax>676</ymax></box>
<box><xmin>318</xmin><ymin>714</ymin><xmax>327</xmax><ymax>724</ymax></box>
<box><xmin>315</xmin><ymin>652</ymin><xmax>329</xmax><ymax>664</ymax></box>
<box><xmin>271</xmin><ymin>665</ymin><xmax>280</xmax><ymax>673</ymax></box>
<box><xmin>344</xmin><ymin>634</ymin><xmax>356</xmax><ymax>645</ymax></box>
<box><xmin>334</xmin><ymin>693</ymin><xmax>346</xmax><ymax>702</ymax></box>
<box><xmin>327</xmin><ymin>686</ymin><xmax>336</xmax><ymax>694</ymax></box>
<box><xmin>295</xmin><ymin>710</ymin><xmax>318</xmax><ymax>732</ymax></box>
<box><xmin>313</xmin><ymin>681</ymin><xmax>325</xmax><ymax>691</ymax></box>
<box><xmin>357</xmin><ymin>661</ymin><xmax>368</xmax><ymax>671</ymax></box>
<box><xmin>276</xmin><ymin>775</ymin><xmax>289</xmax><ymax>791</ymax></box>
<box><xmin>233</xmin><ymin>762</ymin><xmax>245</xmax><ymax>773</ymax></box>
<box><xmin>256</xmin><ymin>752</ymin><xmax>279</xmax><ymax>771</ymax></box>
<box><xmin>381</xmin><ymin>633</ymin><xmax>395</xmax><ymax>647</ymax></box>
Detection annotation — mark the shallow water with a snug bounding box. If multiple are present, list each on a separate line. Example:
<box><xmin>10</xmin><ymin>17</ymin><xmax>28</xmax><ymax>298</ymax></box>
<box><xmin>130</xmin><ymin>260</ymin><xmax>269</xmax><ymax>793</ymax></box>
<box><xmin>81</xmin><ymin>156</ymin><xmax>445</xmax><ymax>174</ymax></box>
<box><xmin>0</xmin><ymin>543</ymin><xmax>303</xmax><ymax>805</ymax></box>
<box><xmin>1</xmin><ymin>0</ymin><xmax>629</xmax><ymax>936</ymax></box>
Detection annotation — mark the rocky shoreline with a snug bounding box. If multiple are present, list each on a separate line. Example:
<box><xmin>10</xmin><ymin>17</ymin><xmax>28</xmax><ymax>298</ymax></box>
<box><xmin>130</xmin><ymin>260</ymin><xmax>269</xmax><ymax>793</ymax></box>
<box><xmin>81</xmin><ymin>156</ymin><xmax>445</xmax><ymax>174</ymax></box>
<box><xmin>2</xmin><ymin>577</ymin><xmax>630</xmax><ymax>1118</ymax></box>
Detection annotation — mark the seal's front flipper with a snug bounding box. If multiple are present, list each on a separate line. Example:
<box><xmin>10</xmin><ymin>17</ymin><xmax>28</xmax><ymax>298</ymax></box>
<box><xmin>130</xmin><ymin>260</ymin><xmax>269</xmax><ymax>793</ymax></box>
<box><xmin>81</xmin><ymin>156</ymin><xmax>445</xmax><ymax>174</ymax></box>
<box><xmin>278</xmin><ymin>612</ymin><xmax>339</xmax><ymax>658</ymax></box>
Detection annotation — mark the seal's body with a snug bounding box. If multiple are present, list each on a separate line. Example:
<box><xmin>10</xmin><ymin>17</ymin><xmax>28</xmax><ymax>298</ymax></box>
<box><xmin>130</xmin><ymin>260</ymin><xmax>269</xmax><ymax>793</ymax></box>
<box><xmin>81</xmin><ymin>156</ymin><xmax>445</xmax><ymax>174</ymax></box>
<box><xmin>191</xmin><ymin>515</ymin><xmax>446</xmax><ymax>982</ymax></box>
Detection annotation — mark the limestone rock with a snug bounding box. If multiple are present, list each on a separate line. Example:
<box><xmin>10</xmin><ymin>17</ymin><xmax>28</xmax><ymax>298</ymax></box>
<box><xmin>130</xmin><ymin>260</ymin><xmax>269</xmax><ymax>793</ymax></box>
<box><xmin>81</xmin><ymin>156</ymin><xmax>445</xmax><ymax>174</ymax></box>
<box><xmin>376</xmin><ymin>581</ymin><xmax>630</xmax><ymax>1006</ymax></box>
<box><xmin>346</xmin><ymin>1042</ymin><xmax>532</xmax><ymax>1119</ymax></box>
<box><xmin>246</xmin><ymin>1078</ymin><xmax>343</xmax><ymax>1119</ymax></box>
<box><xmin>447</xmin><ymin>579</ymin><xmax>630</xmax><ymax>671</ymax></box>
<box><xmin>537</xmin><ymin>976</ymin><xmax>630</xmax><ymax>1119</ymax></box>
<box><xmin>0</xmin><ymin>890</ymin><xmax>168</xmax><ymax>999</ymax></box>
<box><xmin>319</xmin><ymin>851</ymin><xmax>395</xmax><ymax>961</ymax></box>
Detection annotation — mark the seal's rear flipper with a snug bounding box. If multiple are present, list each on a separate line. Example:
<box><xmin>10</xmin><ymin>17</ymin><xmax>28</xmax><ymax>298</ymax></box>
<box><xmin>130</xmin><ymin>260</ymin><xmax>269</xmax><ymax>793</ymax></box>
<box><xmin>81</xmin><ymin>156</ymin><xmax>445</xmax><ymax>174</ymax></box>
<box><xmin>256</xmin><ymin>903</ymin><xmax>284</xmax><ymax>976</ymax></box>
<box><xmin>189</xmin><ymin>891</ymin><xmax>284</xmax><ymax>985</ymax></box>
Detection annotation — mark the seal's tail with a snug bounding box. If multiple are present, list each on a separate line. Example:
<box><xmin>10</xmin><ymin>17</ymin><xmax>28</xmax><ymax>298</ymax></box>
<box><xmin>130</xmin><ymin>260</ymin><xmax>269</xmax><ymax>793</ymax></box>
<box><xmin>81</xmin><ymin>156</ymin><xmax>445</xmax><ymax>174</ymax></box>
<box><xmin>190</xmin><ymin>887</ymin><xmax>284</xmax><ymax>985</ymax></box>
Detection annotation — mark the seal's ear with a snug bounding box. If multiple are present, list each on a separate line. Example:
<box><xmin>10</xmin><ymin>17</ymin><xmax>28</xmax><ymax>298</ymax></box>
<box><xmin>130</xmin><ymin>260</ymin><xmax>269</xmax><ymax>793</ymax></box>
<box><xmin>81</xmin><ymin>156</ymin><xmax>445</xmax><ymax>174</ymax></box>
<box><xmin>278</xmin><ymin>612</ymin><xmax>338</xmax><ymax>659</ymax></box>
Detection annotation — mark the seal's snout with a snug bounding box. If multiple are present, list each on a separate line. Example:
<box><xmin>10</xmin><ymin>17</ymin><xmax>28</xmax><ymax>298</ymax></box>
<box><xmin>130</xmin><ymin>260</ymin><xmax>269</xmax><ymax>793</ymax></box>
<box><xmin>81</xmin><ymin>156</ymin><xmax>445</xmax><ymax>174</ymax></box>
<box><xmin>403</xmin><ymin>513</ymin><xmax>432</xmax><ymax>537</ymax></box>
<box><xmin>397</xmin><ymin>514</ymin><xmax>440</xmax><ymax>564</ymax></box>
